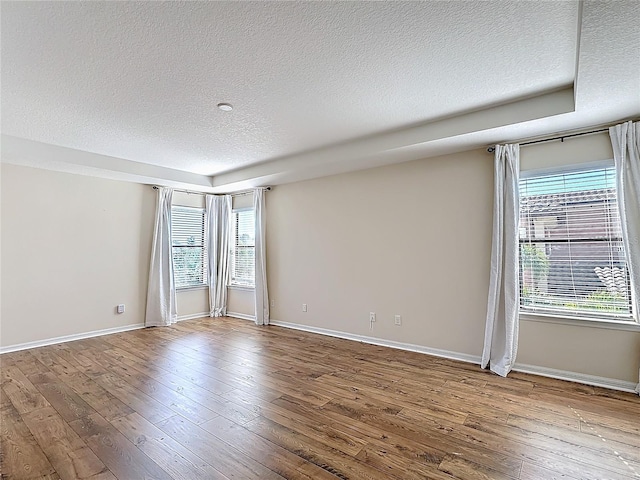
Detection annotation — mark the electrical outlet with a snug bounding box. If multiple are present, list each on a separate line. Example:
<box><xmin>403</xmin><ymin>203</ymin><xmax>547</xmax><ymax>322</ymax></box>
<box><xmin>302</xmin><ymin>304</ymin><xmax>308</xmax><ymax>312</ymax></box>
<box><xmin>116</xmin><ymin>304</ymin><xmax>125</xmax><ymax>314</ymax></box>
<box><xmin>369</xmin><ymin>312</ymin><xmax>376</xmax><ymax>322</ymax></box>
<box><xmin>271</xmin><ymin>299</ymin><xmax>275</xmax><ymax>307</ymax></box>
<box><xmin>394</xmin><ymin>314</ymin><xmax>402</xmax><ymax>326</ymax></box>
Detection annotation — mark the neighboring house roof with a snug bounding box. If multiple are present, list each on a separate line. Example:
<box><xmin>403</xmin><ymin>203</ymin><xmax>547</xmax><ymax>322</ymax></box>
<box><xmin>521</xmin><ymin>188</ymin><xmax>617</xmax><ymax>215</ymax></box>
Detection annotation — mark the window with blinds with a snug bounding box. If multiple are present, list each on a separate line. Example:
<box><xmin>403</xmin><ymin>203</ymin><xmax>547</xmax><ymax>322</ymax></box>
<box><xmin>230</xmin><ymin>208</ymin><xmax>255</xmax><ymax>287</ymax></box>
<box><xmin>171</xmin><ymin>206</ymin><xmax>207</xmax><ymax>288</ymax></box>
<box><xmin>519</xmin><ymin>166</ymin><xmax>633</xmax><ymax>321</ymax></box>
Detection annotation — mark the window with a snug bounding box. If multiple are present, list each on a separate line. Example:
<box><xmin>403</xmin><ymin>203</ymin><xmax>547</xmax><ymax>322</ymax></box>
<box><xmin>171</xmin><ymin>206</ymin><xmax>207</xmax><ymax>288</ymax></box>
<box><xmin>519</xmin><ymin>165</ymin><xmax>633</xmax><ymax>321</ymax></box>
<box><xmin>230</xmin><ymin>208</ymin><xmax>255</xmax><ymax>287</ymax></box>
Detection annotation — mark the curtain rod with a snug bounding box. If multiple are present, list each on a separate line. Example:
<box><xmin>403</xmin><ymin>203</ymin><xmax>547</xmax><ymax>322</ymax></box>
<box><xmin>152</xmin><ymin>186</ymin><xmax>271</xmax><ymax>196</ymax></box>
<box><xmin>486</xmin><ymin>127</ymin><xmax>610</xmax><ymax>153</ymax></box>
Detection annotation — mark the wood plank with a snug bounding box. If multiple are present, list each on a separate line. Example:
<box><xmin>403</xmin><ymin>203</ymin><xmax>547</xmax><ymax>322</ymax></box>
<box><xmin>68</xmin><ymin>412</ymin><xmax>173</xmax><ymax>480</ymax></box>
<box><xmin>507</xmin><ymin>414</ymin><xmax>640</xmax><ymax>464</ymax></box>
<box><xmin>259</xmin><ymin>398</ymin><xmax>368</xmax><ymax>457</ymax></box>
<box><xmin>28</xmin><ymin>371</ymin><xmax>95</xmax><ymax>422</ymax></box>
<box><xmin>528</xmin><ymin>388</ymin><xmax>640</xmax><ymax>424</ymax></box>
<box><xmin>6</xmin><ymin>350</ymin><xmax>52</xmax><ymax>377</ymax></box>
<box><xmin>79</xmin><ymin>349</ymin><xmax>221</xmax><ymax>425</ymax></box>
<box><xmin>519</xmin><ymin>461</ymin><xmax>580</xmax><ymax>480</ymax></box>
<box><xmin>462</xmin><ymin>415</ymin><xmax>637</xmax><ymax>480</ymax></box>
<box><xmin>354</xmin><ymin>444</ymin><xmax>455</xmax><ymax>480</ymax></box>
<box><xmin>90</xmin><ymin>371</ymin><xmax>175</xmax><ymax>425</ymax></box>
<box><xmin>156</xmin><ymin>414</ymin><xmax>286</xmax><ymax>479</ymax></box>
<box><xmin>22</xmin><ymin>406</ymin><xmax>109</xmax><ymax>479</ymax></box>
<box><xmin>316</xmin><ymin>396</ymin><xmax>522</xmax><ymax>478</ymax></box>
<box><xmin>0</xmin><ymin>391</ymin><xmax>58</xmax><ymax>479</ymax></box>
<box><xmin>198</xmin><ymin>415</ymin><xmax>337</xmax><ymax>480</ymax></box>
<box><xmin>53</xmin><ymin>369</ymin><xmax>135</xmax><ymax>421</ymax></box>
<box><xmin>437</xmin><ymin>454</ymin><xmax>518</xmax><ymax>480</ymax></box>
<box><xmin>579</xmin><ymin>417</ymin><xmax>640</xmax><ymax>449</ymax></box>
<box><xmin>110</xmin><ymin>412</ymin><xmax>230</xmax><ymax>480</ymax></box>
<box><xmin>245</xmin><ymin>415</ymin><xmax>421</xmax><ymax>480</ymax></box>
<box><xmin>418</xmin><ymin>377</ymin><xmax>577</xmax><ymax>427</ymax></box>
<box><xmin>103</xmin><ymin>346</ymin><xmax>238</xmax><ymax>394</ymax></box>
<box><xmin>1</xmin><ymin>366</ymin><xmax>51</xmax><ymax>415</ymax></box>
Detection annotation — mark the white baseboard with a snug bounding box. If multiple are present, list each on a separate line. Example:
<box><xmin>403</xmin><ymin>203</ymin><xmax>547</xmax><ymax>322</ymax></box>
<box><xmin>0</xmin><ymin>323</ymin><xmax>145</xmax><ymax>354</ymax></box>
<box><xmin>270</xmin><ymin>319</ymin><xmax>639</xmax><ymax>394</ymax></box>
<box><xmin>177</xmin><ymin>312</ymin><xmax>209</xmax><ymax>322</ymax></box>
<box><xmin>227</xmin><ymin>312</ymin><xmax>256</xmax><ymax>322</ymax></box>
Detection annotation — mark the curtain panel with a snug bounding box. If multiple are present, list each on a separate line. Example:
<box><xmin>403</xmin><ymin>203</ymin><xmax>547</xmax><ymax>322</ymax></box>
<box><xmin>482</xmin><ymin>144</ymin><xmax>520</xmax><ymax>377</ymax></box>
<box><xmin>145</xmin><ymin>187</ymin><xmax>177</xmax><ymax>327</ymax></box>
<box><xmin>254</xmin><ymin>188</ymin><xmax>269</xmax><ymax>325</ymax></box>
<box><xmin>609</xmin><ymin>121</ymin><xmax>640</xmax><ymax>394</ymax></box>
<box><xmin>206</xmin><ymin>194</ymin><xmax>232</xmax><ymax>317</ymax></box>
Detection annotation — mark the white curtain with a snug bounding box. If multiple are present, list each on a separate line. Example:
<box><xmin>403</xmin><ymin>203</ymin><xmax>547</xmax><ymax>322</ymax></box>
<box><xmin>145</xmin><ymin>187</ymin><xmax>177</xmax><ymax>327</ymax></box>
<box><xmin>254</xmin><ymin>188</ymin><xmax>269</xmax><ymax>326</ymax></box>
<box><xmin>609</xmin><ymin>121</ymin><xmax>640</xmax><ymax>394</ymax></box>
<box><xmin>482</xmin><ymin>144</ymin><xmax>520</xmax><ymax>377</ymax></box>
<box><xmin>206</xmin><ymin>194</ymin><xmax>232</xmax><ymax>317</ymax></box>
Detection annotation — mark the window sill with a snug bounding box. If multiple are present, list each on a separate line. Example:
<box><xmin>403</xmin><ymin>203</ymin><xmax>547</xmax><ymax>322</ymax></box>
<box><xmin>520</xmin><ymin>312</ymin><xmax>640</xmax><ymax>332</ymax></box>
<box><xmin>227</xmin><ymin>284</ymin><xmax>255</xmax><ymax>291</ymax></box>
<box><xmin>176</xmin><ymin>285</ymin><xmax>208</xmax><ymax>292</ymax></box>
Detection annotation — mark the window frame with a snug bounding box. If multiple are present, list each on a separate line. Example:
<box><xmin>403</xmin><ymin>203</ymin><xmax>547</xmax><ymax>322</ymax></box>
<box><xmin>517</xmin><ymin>161</ymin><xmax>637</xmax><ymax>325</ymax></box>
<box><xmin>171</xmin><ymin>205</ymin><xmax>208</xmax><ymax>290</ymax></box>
<box><xmin>229</xmin><ymin>207</ymin><xmax>256</xmax><ymax>288</ymax></box>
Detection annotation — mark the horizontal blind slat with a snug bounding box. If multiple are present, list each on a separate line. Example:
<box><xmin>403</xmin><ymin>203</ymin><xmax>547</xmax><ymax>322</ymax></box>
<box><xmin>231</xmin><ymin>209</ymin><xmax>255</xmax><ymax>286</ymax></box>
<box><xmin>171</xmin><ymin>206</ymin><xmax>207</xmax><ymax>288</ymax></box>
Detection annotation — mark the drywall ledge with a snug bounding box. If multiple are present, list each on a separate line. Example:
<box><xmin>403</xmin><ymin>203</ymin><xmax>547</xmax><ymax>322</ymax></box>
<box><xmin>270</xmin><ymin>319</ymin><xmax>638</xmax><ymax>393</ymax></box>
<box><xmin>0</xmin><ymin>323</ymin><xmax>145</xmax><ymax>354</ymax></box>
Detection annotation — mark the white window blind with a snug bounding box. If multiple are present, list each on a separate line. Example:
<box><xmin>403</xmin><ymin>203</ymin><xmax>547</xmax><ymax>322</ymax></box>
<box><xmin>171</xmin><ymin>206</ymin><xmax>207</xmax><ymax>288</ymax></box>
<box><xmin>230</xmin><ymin>209</ymin><xmax>255</xmax><ymax>287</ymax></box>
<box><xmin>519</xmin><ymin>166</ymin><xmax>633</xmax><ymax>320</ymax></box>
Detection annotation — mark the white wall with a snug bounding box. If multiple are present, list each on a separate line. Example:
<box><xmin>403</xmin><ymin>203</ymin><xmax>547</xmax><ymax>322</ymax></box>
<box><xmin>1</xmin><ymin>164</ymin><xmax>155</xmax><ymax>347</ymax></box>
<box><xmin>266</xmin><ymin>140</ymin><xmax>640</xmax><ymax>384</ymax></box>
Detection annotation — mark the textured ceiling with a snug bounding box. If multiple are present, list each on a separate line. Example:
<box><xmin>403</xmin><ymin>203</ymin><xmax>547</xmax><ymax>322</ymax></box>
<box><xmin>1</xmin><ymin>1</ymin><xmax>639</xmax><ymax>191</ymax></box>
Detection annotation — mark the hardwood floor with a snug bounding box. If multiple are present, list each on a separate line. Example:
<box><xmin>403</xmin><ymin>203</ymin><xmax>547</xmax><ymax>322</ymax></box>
<box><xmin>1</xmin><ymin>317</ymin><xmax>639</xmax><ymax>480</ymax></box>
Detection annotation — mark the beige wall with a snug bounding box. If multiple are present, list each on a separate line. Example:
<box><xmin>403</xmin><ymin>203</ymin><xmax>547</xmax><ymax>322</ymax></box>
<box><xmin>228</xmin><ymin>287</ymin><xmax>255</xmax><ymax>317</ymax></box>
<box><xmin>1</xmin><ymin>164</ymin><xmax>155</xmax><ymax>347</ymax></box>
<box><xmin>176</xmin><ymin>288</ymin><xmax>209</xmax><ymax>318</ymax></box>
<box><xmin>266</xmin><ymin>140</ymin><xmax>640</xmax><ymax>383</ymax></box>
<box><xmin>519</xmin><ymin>131</ymin><xmax>613</xmax><ymax>172</ymax></box>
<box><xmin>267</xmin><ymin>150</ymin><xmax>494</xmax><ymax>356</ymax></box>
<box><xmin>518</xmin><ymin>321</ymin><xmax>640</xmax><ymax>381</ymax></box>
